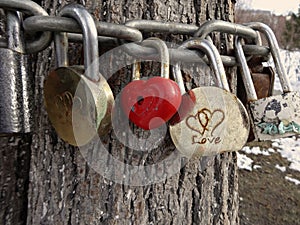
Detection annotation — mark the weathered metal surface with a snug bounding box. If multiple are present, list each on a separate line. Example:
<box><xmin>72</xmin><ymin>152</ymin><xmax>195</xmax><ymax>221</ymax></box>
<box><xmin>0</xmin><ymin>12</ymin><xmax>33</xmax><ymax>135</ymax></box>
<box><xmin>44</xmin><ymin>66</ymin><xmax>112</xmax><ymax>146</ymax></box>
<box><xmin>43</xmin><ymin>4</ymin><xmax>114</xmax><ymax>146</ymax></box>
<box><xmin>170</xmin><ymin>86</ymin><xmax>249</xmax><ymax>157</ymax></box>
<box><xmin>170</xmin><ymin>39</ymin><xmax>250</xmax><ymax>157</ymax></box>
<box><xmin>250</xmin><ymin>92</ymin><xmax>300</xmax><ymax>140</ymax></box>
<box><xmin>0</xmin><ymin>49</ymin><xmax>33</xmax><ymax>135</ymax></box>
<box><xmin>236</xmin><ymin>23</ymin><xmax>300</xmax><ymax>141</ymax></box>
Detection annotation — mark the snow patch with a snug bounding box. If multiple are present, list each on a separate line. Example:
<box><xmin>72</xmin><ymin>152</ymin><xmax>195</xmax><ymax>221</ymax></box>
<box><xmin>253</xmin><ymin>165</ymin><xmax>262</xmax><ymax>170</ymax></box>
<box><xmin>242</xmin><ymin>146</ymin><xmax>270</xmax><ymax>155</ymax></box>
<box><xmin>273</xmin><ymin>138</ymin><xmax>300</xmax><ymax>172</ymax></box>
<box><xmin>237</xmin><ymin>152</ymin><xmax>253</xmax><ymax>171</ymax></box>
<box><xmin>285</xmin><ymin>176</ymin><xmax>300</xmax><ymax>185</ymax></box>
<box><xmin>275</xmin><ymin>164</ymin><xmax>286</xmax><ymax>172</ymax></box>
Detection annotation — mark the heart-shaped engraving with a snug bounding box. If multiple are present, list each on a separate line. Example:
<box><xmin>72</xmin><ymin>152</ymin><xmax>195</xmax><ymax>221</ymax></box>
<box><xmin>208</xmin><ymin>109</ymin><xmax>225</xmax><ymax>136</ymax></box>
<box><xmin>186</xmin><ymin>108</ymin><xmax>225</xmax><ymax>136</ymax></box>
<box><xmin>186</xmin><ymin>109</ymin><xmax>211</xmax><ymax>135</ymax></box>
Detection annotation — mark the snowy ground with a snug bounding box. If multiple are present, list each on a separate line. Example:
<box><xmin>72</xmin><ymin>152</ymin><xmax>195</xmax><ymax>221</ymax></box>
<box><xmin>237</xmin><ymin>137</ymin><xmax>300</xmax><ymax>185</ymax></box>
<box><xmin>237</xmin><ymin>50</ymin><xmax>300</xmax><ymax>186</ymax></box>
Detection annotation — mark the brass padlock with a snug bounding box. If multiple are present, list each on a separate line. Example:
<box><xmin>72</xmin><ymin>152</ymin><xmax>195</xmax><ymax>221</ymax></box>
<box><xmin>0</xmin><ymin>11</ymin><xmax>34</xmax><ymax>136</ymax></box>
<box><xmin>235</xmin><ymin>23</ymin><xmax>300</xmax><ymax>141</ymax></box>
<box><xmin>169</xmin><ymin>39</ymin><xmax>250</xmax><ymax>158</ymax></box>
<box><xmin>44</xmin><ymin>4</ymin><xmax>114</xmax><ymax>146</ymax></box>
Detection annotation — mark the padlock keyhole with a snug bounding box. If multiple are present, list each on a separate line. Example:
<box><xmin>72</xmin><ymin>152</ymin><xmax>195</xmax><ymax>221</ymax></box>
<box><xmin>137</xmin><ymin>96</ymin><xmax>144</xmax><ymax>105</ymax></box>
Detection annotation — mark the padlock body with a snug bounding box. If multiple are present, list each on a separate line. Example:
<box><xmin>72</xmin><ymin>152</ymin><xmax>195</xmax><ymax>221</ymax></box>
<box><xmin>120</xmin><ymin>77</ymin><xmax>182</xmax><ymax>130</ymax></box>
<box><xmin>169</xmin><ymin>86</ymin><xmax>250</xmax><ymax>157</ymax></box>
<box><xmin>0</xmin><ymin>48</ymin><xmax>34</xmax><ymax>135</ymax></box>
<box><xmin>249</xmin><ymin>91</ymin><xmax>300</xmax><ymax>140</ymax></box>
<box><xmin>44</xmin><ymin>66</ymin><xmax>113</xmax><ymax>146</ymax></box>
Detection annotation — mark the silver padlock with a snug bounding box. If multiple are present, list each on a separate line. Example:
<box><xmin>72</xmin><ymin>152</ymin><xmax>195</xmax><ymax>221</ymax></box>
<box><xmin>169</xmin><ymin>39</ymin><xmax>250</xmax><ymax>157</ymax></box>
<box><xmin>0</xmin><ymin>11</ymin><xmax>34</xmax><ymax>136</ymax></box>
<box><xmin>235</xmin><ymin>24</ymin><xmax>300</xmax><ymax>140</ymax></box>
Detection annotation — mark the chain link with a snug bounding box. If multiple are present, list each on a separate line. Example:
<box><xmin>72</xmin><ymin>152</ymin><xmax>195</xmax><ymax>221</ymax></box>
<box><xmin>194</xmin><ymin>20</ymin><xmax>258</xmax><ymax>40</ymax></box>
<box><xmin>0</xmin><ymin>0</ymin><xmax>51</xmax><ymax>53</ymax></box>
<box><xmin>0</xmin><ymin>0</ymin><xmax>271</xmax><ymax>66</ymax></box>
<box><xmin>125</xmin><ymin>19</ymin><xmax>199</xmax><ymax>35</ymax></box>
<box><xmin>23</xmin><ymin>16</ymin><xmax>143</xmax><ymax>42</ymax></box>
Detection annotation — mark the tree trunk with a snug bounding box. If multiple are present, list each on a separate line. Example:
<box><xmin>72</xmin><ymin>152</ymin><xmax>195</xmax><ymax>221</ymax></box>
<box><xmin>0</xmin><ymin>0</ymin><xmax>240</xmax><ymax>224</ymax></box>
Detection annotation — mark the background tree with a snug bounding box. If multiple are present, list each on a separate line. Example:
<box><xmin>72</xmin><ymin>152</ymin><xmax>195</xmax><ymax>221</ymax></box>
<box><xmin>284</xmin><ymin>7</ymin><xmax>300</xmax><ymax>50</ymax></box>
<box><xmin>0</xmin><ymin>0</ymin><xmax>240</xmax><ymax>224</ymax></box>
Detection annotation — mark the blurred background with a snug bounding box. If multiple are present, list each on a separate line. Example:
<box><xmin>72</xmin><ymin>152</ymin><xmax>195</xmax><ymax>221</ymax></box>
<box><xmin>235</xmin><ymin>1</ymin><xmax>300</xmax><ymax>224</ymax></box>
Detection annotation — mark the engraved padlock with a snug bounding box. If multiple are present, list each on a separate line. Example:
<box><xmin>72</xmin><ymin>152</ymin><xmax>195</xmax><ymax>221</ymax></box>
<box><xmin>0</xmin><ymin>11</ymin><xmax>34</xmax><ymax>136</ymax></box>
<box><xmin>44</xmin><ymin>4</ymin><xmax>114</xmax><ymax>146</ymax></box>
<box><xmin>235</xmin><ymin>27</ymin><xmax>300</xmax><ymax>141</ymax></box>
<box><xmin>169</xmin><ymin>39</ymin><xmax>250</xmax><ymax>158</ymax></box>
<box><xmin>120</xmin><ymin>37</ymin><xmax>182</xmax><ymax>130</ymax></box>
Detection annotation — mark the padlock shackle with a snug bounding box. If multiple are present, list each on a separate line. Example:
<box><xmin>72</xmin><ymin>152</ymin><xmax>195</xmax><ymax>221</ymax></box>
<box><xmin>6</xmin><ymin>11</ymin><xmax>25</xmax><ymax>54</ymax></box>
<box><xmin>141</xmin><ymin>37</ymin><xmax>170</xmax><ymax>79</ymax></box>
<box><xmin>246</xmin><ymin>22</ymin><xmax>292</xmax><ymax>93</ymax></box>
<box><xmin>171</xmin><ymin>63</ymin><xmax>186</xmax><ymax>95</ymax></box>
<box><xmin>179</xmin><ymin>38</ymin><xmax>230</xmax><ymax>91</ymax></box>
<box><xmin>0</xmin><ymin>0</ymin><xmax>52</xmax><ymax>54</ymax></box>
<box><xmin>57</xmin><ymin>3</ymin><xmax>100</xmax><ymax>82</ymax></box>
<box><xmin>54</xmin><ymin>32</ymin><xmax>68</xmax><ymax>67</ymax></box>
<box><xmin>235</xmin><ymin>37</ymin><xmax>258</xmax><ymax>101</ymax></box>
<box><xmin>194</xmin><ymin>20</ymin><xmax>258</xmax><ymax>41</ymax></box>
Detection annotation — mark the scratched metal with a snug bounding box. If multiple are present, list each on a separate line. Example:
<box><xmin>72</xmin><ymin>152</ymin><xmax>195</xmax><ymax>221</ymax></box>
<box><xmin>249</xmin><ymin>92</ymin><xmax>300</xmax><ymax>140</ymax></box>
<box><xmin>43</xmin><ymin>4</ymin><xmax>114</xmax><ymax>146</ymax></box>
<box><xmin>169</xmin><ymin>86</ymin><xmax>250</xmax><ymax>158</ymax></box>
<box><xmin>0</xmin><ymin>49</ymin><xmax>33</xmax><ymax>135</ymax></box>
<box><xmin>44</xmin><ymin>66</ymin><xmax>113</xmax><ymax>146</ymax></box>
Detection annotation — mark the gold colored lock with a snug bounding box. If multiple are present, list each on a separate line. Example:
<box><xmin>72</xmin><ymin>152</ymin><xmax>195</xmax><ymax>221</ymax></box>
<box><xmin>44</xmin><ymin>4</ymin><xmax>114</xmax><ymax>146</ymax></box>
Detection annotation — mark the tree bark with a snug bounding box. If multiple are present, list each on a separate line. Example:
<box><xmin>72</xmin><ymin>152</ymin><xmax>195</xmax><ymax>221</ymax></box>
<box><xmin>0</xmin><ymin>0</ymin><xmax>240</xmax><ymax>224</ymax></box>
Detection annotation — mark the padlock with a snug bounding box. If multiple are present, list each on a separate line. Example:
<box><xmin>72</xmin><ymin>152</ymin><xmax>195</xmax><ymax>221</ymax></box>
<box><xmin>245</xmin><ymin>55</ymin><xmax>274</xmax><ymax>99</ymax></box>
<box><xmin>120</xmin><ymin>37</ymin><xmax>182</xmax><ymax>130</ymax></box>
<box><xmin>237</xmin><ymin>29</ymin><xmax>274</xmax><ymax>106</ymax></box>
<box><xmin>236</xmin><ymin>54</ymin><xmax>275</xmax><ymax>142</ymax></box>
<box><xmin>44</xmin><ymin>4</ymin><xmax>114</xmax><ymax>146</ymax></box>
<box><xmin>236</xmin><ymin>30</ymin><xmax>274</xmax><ymax>142</ymax></box>
<box><xmin>0</xmin><ymin>11</ymin><xmax>34</xmax><ymax>136</ymax></box>
<box><xmin>235</xmin><ymin>30</ymin><xmax>300</xmax><ymax>141</ymax></box>
<box><xmin>169</xmin><ymin>39</ymin><xmax>250</xmax><ymax>158</ymax></box>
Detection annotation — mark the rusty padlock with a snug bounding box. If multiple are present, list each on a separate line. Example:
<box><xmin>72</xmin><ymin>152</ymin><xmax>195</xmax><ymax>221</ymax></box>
<box><xmin>44</xmin><ymin>4</ymin><xmax>114</xmax><ymax>146</ymax></box>
<box><xmin>0</xmin><ymin>11</ymin><xmax>34</xmax><ymax>136</ymax></box>
<box><xmin>235</xmin><ymin>24</ymin><xmax>300</xmax><ymax>141</ymax></box>
<box><xmin>237</xmin><ymin>30</ymin><xmax>275</xmax><ymax>106</ymax></box>
<box><xmin>237</xmin><ymin>55</ymin><xmax>275</xmax><ymax>141</ymax></box>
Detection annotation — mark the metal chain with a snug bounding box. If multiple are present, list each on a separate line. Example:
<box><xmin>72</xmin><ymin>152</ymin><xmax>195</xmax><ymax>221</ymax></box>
<box><xmin>0</xmin><ymin>0</ymin><xmax>51</xmax><ymax>53</ymax></box>
<box><xmin>0</xmin><ymin>0</ymin><xmax>271</xmax><ymax>66</ymax></box>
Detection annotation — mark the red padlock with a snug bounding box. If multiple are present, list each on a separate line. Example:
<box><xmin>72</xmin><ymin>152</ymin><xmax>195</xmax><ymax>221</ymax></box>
<box><xmin>120</xmin><ymin>38</ymin><xmax>182</xmax><ymax>130</ymax></box>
